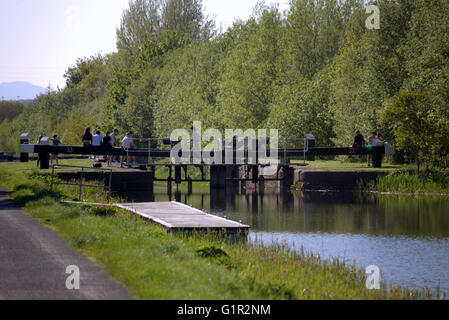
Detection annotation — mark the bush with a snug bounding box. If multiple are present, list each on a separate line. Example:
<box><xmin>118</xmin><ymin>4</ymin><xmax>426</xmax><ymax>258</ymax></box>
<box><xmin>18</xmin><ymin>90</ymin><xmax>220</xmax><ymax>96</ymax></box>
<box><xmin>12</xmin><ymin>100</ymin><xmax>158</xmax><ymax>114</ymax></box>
<box><xmin>381</xmin><ymin>91</ymin><xmax>449</xmax><ymax>171</ymax></box>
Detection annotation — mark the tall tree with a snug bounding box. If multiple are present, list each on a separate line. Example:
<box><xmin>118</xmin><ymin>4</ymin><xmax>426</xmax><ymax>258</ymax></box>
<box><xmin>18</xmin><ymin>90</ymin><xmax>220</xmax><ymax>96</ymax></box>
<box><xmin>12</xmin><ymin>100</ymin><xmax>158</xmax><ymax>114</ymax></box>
<box><xmin>0</xmin><ymin>101</ymin><xmax>23</xmax><ymax>123</ymax></box>
<box><xmin>329</xmin><ymin>0</ymin><xmax>416</xmax><ymax>146</ymax></box>
<box><xmin>217</xmin><ymin>5</ymin><xmax>282</xmax><ymax>129</ymax></box>
<box><xmin>399</xmin><ymin>0</ymin><xmax>449</xmax><ymax>118</ymax></box>
<box><xmin>107</xmin><ymin>0</ymin><xmax>215</xmax><ymax>137</ymax></box>
<box><xmin>153</xmin><ymin>41</ymin><xmax>223</xmax><ymax>137</ymax></box>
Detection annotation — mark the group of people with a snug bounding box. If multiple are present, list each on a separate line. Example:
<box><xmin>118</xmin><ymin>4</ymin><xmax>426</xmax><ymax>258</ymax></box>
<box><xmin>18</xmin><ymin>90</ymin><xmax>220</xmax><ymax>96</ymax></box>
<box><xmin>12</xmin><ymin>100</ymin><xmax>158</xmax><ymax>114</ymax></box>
<box><xmin>82</xmin><ymin>127</ymin><xmax>136</xmax><ymax>167</ymax></box>
<box><xmin>36</xmin><ymin>129</ymin><xmax>138</xmax><ymax>168</ymax></box>
<box><xmin>352</xmin><ymin>130</ymin><xmax>384</xmax><ymax>167</ymax></box>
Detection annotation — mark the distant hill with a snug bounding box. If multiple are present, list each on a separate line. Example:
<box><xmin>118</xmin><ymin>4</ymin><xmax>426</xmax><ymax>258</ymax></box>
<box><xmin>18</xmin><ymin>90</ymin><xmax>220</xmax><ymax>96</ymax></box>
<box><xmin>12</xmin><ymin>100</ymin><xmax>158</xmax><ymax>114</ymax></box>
<box><xmin>18</xmin><ymin>99</ymin><xmax>35</xmax><ymax>105</ymax></box>
<box><xmin>0</xmin><ymin>82</ymin><xmax>47</xmax><ymax>101</ymax></box>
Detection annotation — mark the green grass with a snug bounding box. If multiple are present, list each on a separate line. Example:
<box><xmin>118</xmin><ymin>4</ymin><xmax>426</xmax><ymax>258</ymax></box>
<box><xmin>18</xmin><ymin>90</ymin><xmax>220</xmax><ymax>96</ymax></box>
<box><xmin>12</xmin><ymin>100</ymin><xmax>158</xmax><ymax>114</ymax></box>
<box><xmin>367</xmin><ymin>170</ymin><xmax>449</xmax><ymax>195</ymax></box>
<box><xmin>290</xmin><ymin>158</ymin><xmax>449</xmax><ymax>194</ymax></box>
<box><xmin>303</xmin><ymin>158</ymin><xmax>404</xmax><ymax>172</ymax></box>
<box><xmin>0</xmin><ymin>161</ymin><xmax>438</xmax><ymax>300</ymax></box>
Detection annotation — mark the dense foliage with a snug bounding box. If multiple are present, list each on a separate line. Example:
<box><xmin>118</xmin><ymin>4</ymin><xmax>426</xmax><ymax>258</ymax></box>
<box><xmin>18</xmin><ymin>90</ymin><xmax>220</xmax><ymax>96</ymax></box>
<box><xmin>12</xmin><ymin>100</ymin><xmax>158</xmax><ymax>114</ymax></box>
<box><xmin>1</xmin><ymin>0</ymin><xmax>448</xmax><ymax>167</ymax></box>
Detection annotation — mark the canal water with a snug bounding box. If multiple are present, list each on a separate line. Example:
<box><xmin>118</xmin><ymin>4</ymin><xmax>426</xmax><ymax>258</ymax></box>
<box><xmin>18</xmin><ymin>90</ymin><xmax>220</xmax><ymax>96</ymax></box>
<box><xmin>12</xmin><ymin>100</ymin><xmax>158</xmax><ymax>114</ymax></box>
<box><xmin>128</xmin><ymin>187</ymin><xmax>449</xmax><ymax>293</ymax></box>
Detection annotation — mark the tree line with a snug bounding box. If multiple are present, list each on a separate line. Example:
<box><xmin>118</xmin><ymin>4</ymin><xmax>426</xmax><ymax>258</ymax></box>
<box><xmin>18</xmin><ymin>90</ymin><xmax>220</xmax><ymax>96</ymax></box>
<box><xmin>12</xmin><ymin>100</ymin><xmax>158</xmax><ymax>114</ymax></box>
<box><xmin>1</xmin><ymin>0</ymin><xmax>448</xmax><ymax>168</ymax></box>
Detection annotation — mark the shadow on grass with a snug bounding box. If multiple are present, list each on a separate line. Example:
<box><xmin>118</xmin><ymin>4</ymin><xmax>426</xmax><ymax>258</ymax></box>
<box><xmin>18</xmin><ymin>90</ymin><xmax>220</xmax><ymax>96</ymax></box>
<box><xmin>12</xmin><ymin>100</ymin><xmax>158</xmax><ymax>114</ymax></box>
<box><xmin>82</xmin><ymin>205</ymin><xmax>117</xmax><ymax>217</ymax></box>
<box><xmin>13</xmin><ymin>183</ymin><xmax>64</xmax><ymax>206</ymax></box>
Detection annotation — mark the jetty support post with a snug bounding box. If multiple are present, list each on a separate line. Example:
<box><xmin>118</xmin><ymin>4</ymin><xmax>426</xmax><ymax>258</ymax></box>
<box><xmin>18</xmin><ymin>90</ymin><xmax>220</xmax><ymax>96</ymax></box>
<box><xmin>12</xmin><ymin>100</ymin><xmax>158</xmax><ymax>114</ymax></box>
<box><xmin>280</xmin><ymin>166</ymin><xmax>294</xmax><ymax>192</ymax></box>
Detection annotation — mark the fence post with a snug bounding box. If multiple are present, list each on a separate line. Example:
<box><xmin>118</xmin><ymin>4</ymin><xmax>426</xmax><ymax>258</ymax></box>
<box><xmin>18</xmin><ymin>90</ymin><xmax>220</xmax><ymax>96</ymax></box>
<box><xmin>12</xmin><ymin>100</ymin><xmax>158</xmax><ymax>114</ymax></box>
<box><xmin>107</xmin><ymin>169</ymin><xmax>112</xmax><ymax>203</ymax></box>
<box><xmin>50</xmin><ymin>165</ymin><xmax>55</xmax><ymax>191</ymax></box>
<box><xmin>79</xmin><ymin>167</ymin><xmax>84</xmax><ymax>201</ymax></box>
<box><xmin>126</xmin><ymin>148</ymin><xmax>129</xmax><ymax>167</ymax></box>
<box><xmin>304</xmin><ymin>138</ymin><xmax>307</xmax><ymax>165</ymax></box>
<box><xmin>148</xmin><ymin>139</ymin><xmax>151</xmax><ymax>165</ymax></box>
<box><xmin>283</xmin><ymin>138</ymin><xmax>287</xmax><ymax>165</ymax></box>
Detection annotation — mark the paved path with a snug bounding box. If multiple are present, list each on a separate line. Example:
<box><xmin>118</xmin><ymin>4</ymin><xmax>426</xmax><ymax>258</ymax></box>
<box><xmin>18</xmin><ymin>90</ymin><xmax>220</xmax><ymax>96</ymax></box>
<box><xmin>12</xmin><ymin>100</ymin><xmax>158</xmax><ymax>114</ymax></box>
<box><xmin>0</xmin><ymin>187</ymin><xmax>134</xmax><ymax>300</ymax></box>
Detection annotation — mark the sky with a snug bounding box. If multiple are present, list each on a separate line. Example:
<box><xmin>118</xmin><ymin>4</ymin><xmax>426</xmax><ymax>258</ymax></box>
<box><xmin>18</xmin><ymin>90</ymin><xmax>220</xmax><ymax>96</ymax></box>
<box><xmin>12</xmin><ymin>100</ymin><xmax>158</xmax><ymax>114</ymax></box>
<box><xmin>0</xmin><ymin>0</ymin><xmax>289</xmax><ymax>89</ymax></box>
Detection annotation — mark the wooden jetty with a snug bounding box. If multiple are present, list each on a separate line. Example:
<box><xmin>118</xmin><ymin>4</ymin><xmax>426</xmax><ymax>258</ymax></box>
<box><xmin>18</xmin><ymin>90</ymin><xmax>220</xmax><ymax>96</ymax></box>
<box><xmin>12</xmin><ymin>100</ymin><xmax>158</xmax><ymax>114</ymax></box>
<box><xmin>115</xmin><ymin>201</ymin><xmax>250</xmax><ymax>236</ymax></box>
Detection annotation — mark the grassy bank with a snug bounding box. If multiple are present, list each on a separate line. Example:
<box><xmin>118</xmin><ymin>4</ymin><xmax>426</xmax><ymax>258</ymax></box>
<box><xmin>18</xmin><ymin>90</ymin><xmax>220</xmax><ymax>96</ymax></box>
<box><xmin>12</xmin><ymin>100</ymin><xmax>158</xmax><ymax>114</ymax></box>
<box><xmin>294</xmin><ymin>159</ymin><xmax>449</xmax><ymax>195</ymax></box>
<box><xmin>0</xmin><ymin>161</ymin><xmax>436</xmax><ymax>299</ymax></box>
<box><xmin>366</xmin><ymin>169</ymin><xmax>449</xmax><ymax>195</ymax></box>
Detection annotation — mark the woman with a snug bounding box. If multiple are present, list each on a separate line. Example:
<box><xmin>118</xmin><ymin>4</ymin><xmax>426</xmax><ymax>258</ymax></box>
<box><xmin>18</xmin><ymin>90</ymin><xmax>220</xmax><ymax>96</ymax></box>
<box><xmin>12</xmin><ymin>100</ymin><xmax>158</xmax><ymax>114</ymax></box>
<box><xmin>36</xmin><ymin>135</ymin><xmax>43</xmax><ymax>168</ymax></box>
<box><xmin>82</xmin><ymin>127</ymin><xmax>93</xmax><ymax>147</ymax></box>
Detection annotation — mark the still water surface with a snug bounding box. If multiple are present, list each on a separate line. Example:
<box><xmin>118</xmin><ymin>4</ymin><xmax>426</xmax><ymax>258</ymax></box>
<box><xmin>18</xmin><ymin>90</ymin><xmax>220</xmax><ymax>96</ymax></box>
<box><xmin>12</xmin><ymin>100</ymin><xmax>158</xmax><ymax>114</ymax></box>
<box><xmin>127</xmin><ymin>187</ymin><xmax>449</xmax><ymax>292</ymax></box>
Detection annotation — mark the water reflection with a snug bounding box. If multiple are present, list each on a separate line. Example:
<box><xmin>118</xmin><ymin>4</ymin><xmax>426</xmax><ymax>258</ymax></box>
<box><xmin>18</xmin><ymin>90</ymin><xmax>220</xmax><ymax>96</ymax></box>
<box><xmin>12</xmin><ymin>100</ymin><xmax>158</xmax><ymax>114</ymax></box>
<box><xmin>126</xmin><ymin>188</ymin><xmax>449</xmax><ymax>239</ymax></box>
<box><xmin>123</xmin><ymin>187</ymin><xmax>449</xmax><ymax>292</ymax></box>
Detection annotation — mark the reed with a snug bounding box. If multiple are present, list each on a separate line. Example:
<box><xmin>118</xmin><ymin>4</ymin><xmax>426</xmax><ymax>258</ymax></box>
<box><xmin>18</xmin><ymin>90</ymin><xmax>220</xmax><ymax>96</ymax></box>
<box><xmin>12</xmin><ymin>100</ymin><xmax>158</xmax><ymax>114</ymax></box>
<box><xmin>366</xmin><ymin>169</ymin><xmax>449</xmax><ymax>194</ymax></box>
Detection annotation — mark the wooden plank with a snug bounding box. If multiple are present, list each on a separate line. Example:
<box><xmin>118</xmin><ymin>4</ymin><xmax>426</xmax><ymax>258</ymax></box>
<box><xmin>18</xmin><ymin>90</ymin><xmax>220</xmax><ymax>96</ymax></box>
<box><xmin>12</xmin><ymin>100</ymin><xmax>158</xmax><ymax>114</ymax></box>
<box><xmin>115</xmin><ymin>201</ymin><xmax>250</xmax><ymax>232</ymax></box>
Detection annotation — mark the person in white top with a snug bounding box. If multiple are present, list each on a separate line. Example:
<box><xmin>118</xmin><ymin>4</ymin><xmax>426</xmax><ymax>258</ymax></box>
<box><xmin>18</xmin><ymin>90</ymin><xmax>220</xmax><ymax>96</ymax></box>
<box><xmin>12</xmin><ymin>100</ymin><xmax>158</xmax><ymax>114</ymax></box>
<box><xmin>371</xmin><ymin>133</ymin><xmax>384</xmax><ymax>168</ymax></box>
<box><xmin>110</xmin><ymin>129</ymin><xmax>119</xmax><ymax>147</ymax></box>
<box><xmin>92</xmin><ymin>131</ymin><xmax>103</xmax><ymax>147</ymax></box>
<box><xmin>121</xmin><ymin>131</ymin><xmax>136</xmax><ymax>168</ymax></box>
<box><xmin>108</xmin><ymin>129</ymin><xmax>119</xmax><ymax>164</ymax></box>
<box><xmin>372</xmin><ymin>133</ymin><xmax>383</xmax><ymax>147</ymax></box>
<box><xmin>91</xmin><ymin>131</ymin><xmax>103</xmax><ymax>161</ymax></box>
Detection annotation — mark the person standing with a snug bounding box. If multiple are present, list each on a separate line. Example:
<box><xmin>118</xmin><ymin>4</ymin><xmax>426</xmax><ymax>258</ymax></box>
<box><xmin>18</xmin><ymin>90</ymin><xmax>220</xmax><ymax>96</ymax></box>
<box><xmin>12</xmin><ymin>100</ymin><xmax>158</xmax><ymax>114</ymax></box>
<box><xmin>102</xmin><ymin>132</ymin><xmax>113</xmax><ymax>167</ymax></box>
<box><xmin>353</xmin><ymin>130</ymin><xmax>365</xmax><ymax>148</ymax></box>
<box><xmin>50</xmin><ymin>134</ymin><xmax>62</xmax><ymax>166</ymax></box>
<box><xmin>82</xmin><ymin>127</ymin><xmax>93</xmax><ymax>147</ymax></box>
<box><xmin>36</xmin><ymin>135</ymin><xmax>43</xmax><ymax>168</ymax></box>
<box><xmin>110</xmin><ymin>129</ymin><xmax>119</xmax><ymax>146</ymax></box>
<box><xmin>371</xmin><ymin>133</ymin><xmax>384</xmax><ymax>168</ymax></box>
<box><xmin>121</xmin><ymin>131</ymin><xmax>136</xmax><ymax>168</ymax></box>
<box><xmin>90</xmin><ymin>130</ymin><xmax>103</xmax><ymax>161</ymax></box>
<box><xmin>110</xmin><ymin>129</ymin><xmax>119</xmax><ymax>163</ymax></box>
<box><xmin>92</xmin><ymin>131</ymin><xmax>103</xmax><ymax>147</ymax></box>
<box><xmin>367</xmin><ymin>132</ymin><xmax>377</xmax><ymax>167</ymax></box>
<box><xmin>373</xmin><ymin>133</ymin><xmax>383</xmax><ymax>146</ymax></box>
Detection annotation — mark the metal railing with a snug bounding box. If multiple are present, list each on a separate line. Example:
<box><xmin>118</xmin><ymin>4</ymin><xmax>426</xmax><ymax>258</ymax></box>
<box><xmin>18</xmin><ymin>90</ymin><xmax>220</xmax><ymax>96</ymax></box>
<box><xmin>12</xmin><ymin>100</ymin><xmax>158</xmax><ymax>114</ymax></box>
<box><xmin>282</xmin><ymin>138</ymin><xmax>309</xmax><ymax>166</ymax></box>
<box><xmin>121</xmin><ymin>138</ymin><xmax>172</xmax><ymax>166</ymax></box>
<box><xmin>50</xmin><ymin>165</ymin><xmax>113</xmax><ymax>202</ymax></box>
<box><xmin>92</xmin><ymin>136</ymin><xmax>311</xmax><ymax>167</ymax></box>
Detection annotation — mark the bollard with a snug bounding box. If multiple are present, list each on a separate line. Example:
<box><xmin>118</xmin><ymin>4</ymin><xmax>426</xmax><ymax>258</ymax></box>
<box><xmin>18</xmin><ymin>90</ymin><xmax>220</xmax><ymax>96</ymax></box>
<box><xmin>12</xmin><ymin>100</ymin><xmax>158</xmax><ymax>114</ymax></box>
<box><xmin>306</xmin><ymin>134</ymin><xmax>315</xmax><ymax>161</ymax></box>
<box><xmin>39</xmin><ymin>137</ymin><xmax>50</xmax><ymax>169</ymax></box>
<box><xmin>20</xmin><ymin>133</ymin><xmax>29</xmax><ymax>162</ymax></box>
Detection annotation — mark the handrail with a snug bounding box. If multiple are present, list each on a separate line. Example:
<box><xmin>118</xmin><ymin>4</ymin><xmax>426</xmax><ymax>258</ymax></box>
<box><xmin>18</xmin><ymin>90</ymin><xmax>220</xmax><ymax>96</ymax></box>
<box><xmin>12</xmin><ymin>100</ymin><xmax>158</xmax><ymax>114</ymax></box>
<box><xmin>50</xmin><ymin>164</ymin><xmax>113</xmax><ymax>203</ymax></box>
<box><xmin>28</xmin><ymin>135</ymin><xmax>314</xmax><ymax>167</ymax></box>
<box><xmin>283</xmin><ymin>137</ymin><xmax>308</xmax><ymax>166</ymax></box>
